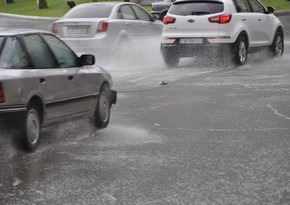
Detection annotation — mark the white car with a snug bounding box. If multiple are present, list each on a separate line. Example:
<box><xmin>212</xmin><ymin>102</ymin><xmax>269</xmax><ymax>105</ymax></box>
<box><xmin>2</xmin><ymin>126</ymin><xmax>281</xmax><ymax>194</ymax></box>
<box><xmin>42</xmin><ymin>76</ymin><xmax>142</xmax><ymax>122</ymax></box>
<box><xmin>52</xmin><ymin>2</ymin><xmax>163</xmax><ymax>56</ymax></box>
<box><xmin>161</xmin><ymin>0</ymin><xmax>284</xmax><ymax>67</ymax></box>
<box><xmin>0</xmin><ymin>28</ymin><xmax>117</xmax><ymax>152</ymax></box>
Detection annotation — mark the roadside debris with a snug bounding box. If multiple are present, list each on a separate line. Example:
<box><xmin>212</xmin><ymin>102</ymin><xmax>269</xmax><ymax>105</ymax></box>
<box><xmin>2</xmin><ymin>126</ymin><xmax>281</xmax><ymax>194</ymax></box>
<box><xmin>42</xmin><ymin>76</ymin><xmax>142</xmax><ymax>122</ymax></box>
<box><xmin>158</xmin><ymin>81</ymin><xmax>168</xmax><ymax>85</ymax></box>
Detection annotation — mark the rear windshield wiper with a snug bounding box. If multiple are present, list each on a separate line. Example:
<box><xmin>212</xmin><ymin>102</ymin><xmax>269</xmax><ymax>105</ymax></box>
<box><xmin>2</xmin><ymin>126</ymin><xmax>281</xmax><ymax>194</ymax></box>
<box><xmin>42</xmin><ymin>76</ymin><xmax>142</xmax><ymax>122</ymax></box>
<box><xmin>190</xmin><ymin>11</ymin><xmax>210</xmax><ymax>15</ymax></box>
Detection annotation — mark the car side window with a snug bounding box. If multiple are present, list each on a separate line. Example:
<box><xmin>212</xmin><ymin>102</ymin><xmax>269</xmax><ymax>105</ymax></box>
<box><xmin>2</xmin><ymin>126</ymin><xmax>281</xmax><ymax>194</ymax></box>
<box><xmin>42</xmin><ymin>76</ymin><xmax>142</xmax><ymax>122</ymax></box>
<box><xmin>235</xmin><ymin>0</ymin><xmax>251</xmax><ymax>12</ymax></box>
<box><xmin>0</xmin><ymin>37</ymin><xmax>30</xmax><ymax>69</ymax></box>
<box><xmin>119</xmin><ymin>5</ymin><xmax>136</xmax><ymax>20</ymax></box>
<box><xmin>23</xmin><ymin>34</ymin><xmax>57</xmax><ymax>69</ymax></box>
<box><xmin>248</xmin><ymin>0</ymin><xmax>265</xmax><ymax>13</ymax></box>
<box><xmin>131</xmin><ymin>5</ymin><xmax>151</xmax><ymax>21</ymax></box>
<box><xmin>42</xmin><ymin>34</ymin><xmax>79</xmax><ymax>68</ymax></box>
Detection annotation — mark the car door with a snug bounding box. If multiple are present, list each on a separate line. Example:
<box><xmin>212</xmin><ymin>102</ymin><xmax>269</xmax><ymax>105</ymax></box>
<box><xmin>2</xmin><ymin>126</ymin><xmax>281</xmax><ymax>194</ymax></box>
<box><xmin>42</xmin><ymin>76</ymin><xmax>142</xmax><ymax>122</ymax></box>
<box><xmin>247</xmin><ymin>0</ymin><xmax>271</xmax><ymax>45</ymax></box>
<box><xmin>131</xmin><ymin>4</ymin><xmax>162</xmax><ymax>37</ymax></box>
<box><xmin>42</xmin><ymin>34</ymin><xmax>97</xmax><ymax>116</ymax></box>
<box><xmin>22</xmin><ymin>34</ymin><xmax>70</xmax><ymax>121</ymax></box>
<box><xmin>118</xmin><ymin>4</ymin><xmax>140</xmax><ymax>38</ymax></box>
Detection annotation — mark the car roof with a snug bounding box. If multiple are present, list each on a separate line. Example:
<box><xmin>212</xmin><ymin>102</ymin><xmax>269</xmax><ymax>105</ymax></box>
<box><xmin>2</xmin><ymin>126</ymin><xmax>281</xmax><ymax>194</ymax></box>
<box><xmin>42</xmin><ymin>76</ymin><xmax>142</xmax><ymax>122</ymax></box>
<box><xmin>74</xmin><ymin>1</ymin><xmax>135</xmax><ymax>7</ymax></box>
<box><xmin>0</xmin><ymin>28</ymin><xmax>52</xmax><ymax>36</ymax></box>
<box><xmin>174</xmin><ymin>0</ymin><xmax>224</xmax><ymax>4</ymax></box>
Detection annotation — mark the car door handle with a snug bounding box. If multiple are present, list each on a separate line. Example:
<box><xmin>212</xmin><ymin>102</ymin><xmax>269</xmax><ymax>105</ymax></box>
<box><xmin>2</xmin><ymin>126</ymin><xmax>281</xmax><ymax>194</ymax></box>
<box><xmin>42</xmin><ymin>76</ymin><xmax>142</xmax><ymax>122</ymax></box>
<box><xmin>257</xmin><ymin>17</ymin><xmax>262</xmax><ymax>21</ymax></box>
<box><xmin>241</xmin><ymin>17</ymin><xmax>246</xmax><ymax>21</ymax></box>
<box><xmin>67</xmin><ymin>76</ymin><xmax>74</xmax><ymax>81</ymax></box>
<box><xmin>39</xmin><ymin>78</ymin><xmax>46</xmax><ymax>84</ymax></box>
<box><xmin>125</xmin><ymin>22</ymin><xmax>130</xmax><ymax>26</ymax></box>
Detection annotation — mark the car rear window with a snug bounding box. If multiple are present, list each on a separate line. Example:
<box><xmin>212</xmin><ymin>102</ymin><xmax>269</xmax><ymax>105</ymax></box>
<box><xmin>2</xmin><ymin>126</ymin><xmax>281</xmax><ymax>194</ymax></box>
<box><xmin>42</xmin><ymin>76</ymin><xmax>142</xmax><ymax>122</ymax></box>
<box><xmin>64</xmin><ymin>5</ymin><xmax>113</xmax><ymax>18</ymax></box>
<box><xmin>169</xmin><ymin>1</ymin><xmax>224</xmax><ymax>16</ymax></box>
<box><xmin>0</xmin><ymin>37</ymin><xmax>4</xmax><ymax>49</ymax></box>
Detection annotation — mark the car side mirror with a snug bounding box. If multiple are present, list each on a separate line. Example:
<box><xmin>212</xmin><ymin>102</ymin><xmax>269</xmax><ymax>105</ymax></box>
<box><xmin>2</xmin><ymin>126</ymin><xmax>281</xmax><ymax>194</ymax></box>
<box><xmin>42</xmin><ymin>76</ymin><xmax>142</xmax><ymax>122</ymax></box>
<box><xmin>267</xmin><ymin>6</ymin><xmax>275</xmax><ymax>14</ymax></box>
<box><xmin>79</xmin><ymin>54</ymin><xmax>95</xmax><ymax>66</ymax></box>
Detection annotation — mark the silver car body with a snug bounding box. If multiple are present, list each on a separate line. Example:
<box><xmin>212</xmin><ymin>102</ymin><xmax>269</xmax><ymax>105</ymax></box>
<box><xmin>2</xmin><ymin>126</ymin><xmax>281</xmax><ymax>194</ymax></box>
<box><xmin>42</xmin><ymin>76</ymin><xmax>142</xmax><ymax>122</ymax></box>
<box><xmin>52</xmin><ymin>2</ymin><xmax>163</xmax><ymax>55</ymax></box>
<box><xmin>0</xmin><ymin>28</ymin><xmax>114</xmax><ymax>127</ymax></box>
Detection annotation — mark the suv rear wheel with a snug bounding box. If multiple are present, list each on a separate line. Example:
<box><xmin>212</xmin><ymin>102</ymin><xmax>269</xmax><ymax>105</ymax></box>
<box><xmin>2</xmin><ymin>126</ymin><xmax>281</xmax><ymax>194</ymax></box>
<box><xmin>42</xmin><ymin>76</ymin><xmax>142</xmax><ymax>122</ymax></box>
<box><xmin>232</xmin><ymin>35</ymin><xmax>248</xmax><ymax>66</ymax></box>
<box><xmin>161</xmin><ymin>47</ymin><xmax>180</xmax><ymax>67</ymax></box>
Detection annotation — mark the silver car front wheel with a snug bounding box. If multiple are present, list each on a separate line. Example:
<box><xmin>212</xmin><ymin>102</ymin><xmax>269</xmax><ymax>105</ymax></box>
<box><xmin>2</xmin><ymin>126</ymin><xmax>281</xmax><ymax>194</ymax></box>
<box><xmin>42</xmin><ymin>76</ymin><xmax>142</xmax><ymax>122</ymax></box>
<box><xmin>93</xmin><ymin>84</ymin><xmax>111</xmax><ymax>129</ymax></box>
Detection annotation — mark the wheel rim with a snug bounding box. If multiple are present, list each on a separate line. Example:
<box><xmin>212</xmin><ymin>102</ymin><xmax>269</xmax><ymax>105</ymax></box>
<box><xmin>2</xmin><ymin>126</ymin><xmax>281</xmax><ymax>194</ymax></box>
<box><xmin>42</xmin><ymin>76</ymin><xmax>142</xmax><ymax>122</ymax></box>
<box><xmin>275</xmin><ymin>35</ymin><xmax>283</xmax><ymax>56</ymax></box>
<box><xmin>99</xmin><ymin>92</ymin><xmax>109</xmax><ymax>122</ymax></box>
<box><xmin>26</xmin><ymin>109</ymin><xmax>40</xmax><ymax>145</ymax></box>
<box><xmin>239</xmin><ymin>41</ymin><xmax>247</xmax><ymax>64</ymax></box>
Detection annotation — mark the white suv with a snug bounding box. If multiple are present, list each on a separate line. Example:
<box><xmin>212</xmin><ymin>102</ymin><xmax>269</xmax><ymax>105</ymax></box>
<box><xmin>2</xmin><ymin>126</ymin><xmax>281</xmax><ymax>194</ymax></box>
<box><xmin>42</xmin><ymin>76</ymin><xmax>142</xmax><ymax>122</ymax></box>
<box><xmin>161</xmin><ymin>0</ymin><xmax>284</xmax><ymax>67</ymax></box>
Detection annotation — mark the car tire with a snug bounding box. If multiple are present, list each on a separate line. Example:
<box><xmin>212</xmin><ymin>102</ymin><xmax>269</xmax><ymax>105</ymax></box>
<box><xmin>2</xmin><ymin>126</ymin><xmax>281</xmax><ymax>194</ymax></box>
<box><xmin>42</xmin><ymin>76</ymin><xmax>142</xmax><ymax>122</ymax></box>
<box><xmin>160</xmin><ymin>11</ymin><xmax>167</xmax><ymax>21</ymax></box>
<box><xmin>232</xmin><ymin>35</ymin><xmax>248</xmax><ymax>66</ymax></box>
<box><xmin>270</xmin><ymin>29</ymin><xmax>284</xmax><ymax>57</ymax></box>
<box><xmin>161</xmin><ymin>48</ymin><xmax>180</xmax><ymax>67</ymax></box>
<box><xmin>163</xmin><ymin>53</ymin><xmax>180</xmax><ymax>67</ymax></box>
<box><xmin>93</xmin><ymin>84</ymin><xmax>111</xmax><ymax>129</ymax></box>
<box><xmin>22</xmin><ymin>104</ymin><xmax>41</xmax><ymax>152</ymax></box>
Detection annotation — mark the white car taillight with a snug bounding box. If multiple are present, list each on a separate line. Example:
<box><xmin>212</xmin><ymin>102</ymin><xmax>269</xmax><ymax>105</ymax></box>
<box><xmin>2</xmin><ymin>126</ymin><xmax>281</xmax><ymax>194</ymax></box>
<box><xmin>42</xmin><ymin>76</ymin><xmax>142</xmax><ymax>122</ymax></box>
<box><xmin>208</xmin><ymin>14</ymin><xmax>232</xmax><ymax>24</ymax></box>
<box><xmin>0</xmin><ymin>82</ymin><xmax>5</xmax><ymax>103</ymax></box>
<box><xmin>97</xmin><ymin>20</ymin><xmax>108</xmax><ymax>33</ymax></box>
<box><xmin>163</xmin><ymin>16</ymin><xmax>176</xmax><ymax>25</ymax></box>
<box><xmin>51</xmin><ymin>23</ymin><xmax>57</xmax><ymax>33</ymax></box>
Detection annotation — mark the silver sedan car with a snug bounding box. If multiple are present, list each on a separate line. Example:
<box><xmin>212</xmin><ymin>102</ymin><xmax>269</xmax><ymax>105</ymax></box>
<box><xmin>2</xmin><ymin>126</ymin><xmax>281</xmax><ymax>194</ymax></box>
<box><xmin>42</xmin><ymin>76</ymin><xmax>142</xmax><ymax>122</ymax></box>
<box><xmin>51</xmin><ymin>2</ymin><xmax>163</xmax><ymax>55</ymax></box>
<box><xmin>0</xmin><ymin>28</ymin><xmax>117</xmax><ymax>152</ymax></box>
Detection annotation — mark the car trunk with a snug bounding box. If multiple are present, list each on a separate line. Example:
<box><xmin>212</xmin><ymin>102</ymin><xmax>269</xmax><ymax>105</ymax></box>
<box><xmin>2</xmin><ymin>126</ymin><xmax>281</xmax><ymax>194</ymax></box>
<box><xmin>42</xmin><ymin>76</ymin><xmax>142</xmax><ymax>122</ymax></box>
<box><xmin>55</xmin><ymin>18</ymin><xmax>107</xmax><ymax>38</ymax></box>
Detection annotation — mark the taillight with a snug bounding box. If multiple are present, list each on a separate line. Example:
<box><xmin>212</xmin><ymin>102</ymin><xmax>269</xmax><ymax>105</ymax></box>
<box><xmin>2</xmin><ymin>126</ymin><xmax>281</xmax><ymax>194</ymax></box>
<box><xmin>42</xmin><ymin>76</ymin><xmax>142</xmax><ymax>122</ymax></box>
<box><xmin>0</xmin><ymin>82</ymin><xmax>5</xmax><ymax>103</ymax></box>
<box><xmin>208</xmin><ymin>14</ymin><xmax>232</xmax><ymax>24</ymax></box>
<box><xmin>51</xmin><ymin>23</ymin><xmax>57</xmax><ymax>33</ymax></box>
<box><xmin>163</xmin><ymin>16</ymin><xmax>176</xmax><ymax>25</ymax></box>
<box><xmin>97</xmin><ymin>20</ymin><xmax>108</xmax><ymax>33</ymax></box>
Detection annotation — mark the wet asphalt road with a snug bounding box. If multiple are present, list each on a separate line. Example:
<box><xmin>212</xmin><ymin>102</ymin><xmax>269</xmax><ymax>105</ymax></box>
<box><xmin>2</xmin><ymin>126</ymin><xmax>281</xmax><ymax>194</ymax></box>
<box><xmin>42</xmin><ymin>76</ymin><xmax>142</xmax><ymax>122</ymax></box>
<box><xmin>0</xmin><ymin>14</ymin><xmax>290</xmax><ymax>205</ymax></box>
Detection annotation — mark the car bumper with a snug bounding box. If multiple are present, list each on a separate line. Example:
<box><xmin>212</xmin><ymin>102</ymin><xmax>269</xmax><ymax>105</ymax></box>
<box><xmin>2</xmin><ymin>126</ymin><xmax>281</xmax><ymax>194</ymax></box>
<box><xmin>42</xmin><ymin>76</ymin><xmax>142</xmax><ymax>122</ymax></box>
<box><xmin>0</xmin><ymin>105</ymin><xmax>26</xmax><ymax>127</ymax></box>
<box><xmin>161</xmin><ymin>42</ymin><xmax>231</xmax><ymax>57</ymax></box>
<box><xmin>111</xmin><ymin>90</ymin><xmax>117</xmax><ymax>105</ymax></box>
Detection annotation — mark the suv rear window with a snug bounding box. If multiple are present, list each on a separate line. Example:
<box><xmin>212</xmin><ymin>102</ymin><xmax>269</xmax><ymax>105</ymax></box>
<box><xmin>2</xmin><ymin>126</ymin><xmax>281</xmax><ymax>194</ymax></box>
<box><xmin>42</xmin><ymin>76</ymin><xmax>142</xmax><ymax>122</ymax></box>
<box><xmin>169</xmin><ymin>1</ymin><xmax>224</xmax><ymax>16</ymax></box>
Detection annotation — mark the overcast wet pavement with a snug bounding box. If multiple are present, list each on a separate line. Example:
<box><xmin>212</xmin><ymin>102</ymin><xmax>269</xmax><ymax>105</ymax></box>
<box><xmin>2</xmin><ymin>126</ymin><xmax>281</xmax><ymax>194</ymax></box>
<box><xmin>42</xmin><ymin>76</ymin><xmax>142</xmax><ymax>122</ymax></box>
<box><xmin>0</xmin><ymin>15</ymin><xmax>290</xmax><ymax>205</ymax></box>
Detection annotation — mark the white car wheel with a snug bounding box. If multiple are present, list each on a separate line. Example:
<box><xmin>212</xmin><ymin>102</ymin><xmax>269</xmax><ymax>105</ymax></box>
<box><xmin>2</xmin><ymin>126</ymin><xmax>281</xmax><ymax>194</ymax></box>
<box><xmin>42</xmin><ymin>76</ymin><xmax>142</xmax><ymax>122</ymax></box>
<box><xmin>233</xmin><ymin>35</ymin><xmax>248</xmax><ymax>66</ymax></box>
<box><xmin>271</xmin><ymin>30</ymin><xmax>284</xmax><ymax>57</ymax></box>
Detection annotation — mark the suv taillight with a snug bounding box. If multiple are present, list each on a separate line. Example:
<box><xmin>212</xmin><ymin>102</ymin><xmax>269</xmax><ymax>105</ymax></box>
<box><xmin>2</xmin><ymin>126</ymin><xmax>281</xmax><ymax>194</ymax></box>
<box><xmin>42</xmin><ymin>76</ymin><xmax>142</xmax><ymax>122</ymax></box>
<box><xmin>0</xmin><ymin>82</ymin><xmax>5</xmax><ymax>103</ymax></box>
<box><xmin>97</xmin><ymin>20</ymin><xmax>108</xmax><ymax>33</ymax></box>
<box><xmin>51</xmin><ymin>23</ymin><xmax>57</xmax><ymax>33</ymax></box>
<box><xmin>208</xmin><ymin>14</ymin><xmax>232</xmax><ymax>24</ymax></box>
<box><xmin>163</xmin><ymin>16</ymin><xmax>176</xmax><ymax>25</ymax></box>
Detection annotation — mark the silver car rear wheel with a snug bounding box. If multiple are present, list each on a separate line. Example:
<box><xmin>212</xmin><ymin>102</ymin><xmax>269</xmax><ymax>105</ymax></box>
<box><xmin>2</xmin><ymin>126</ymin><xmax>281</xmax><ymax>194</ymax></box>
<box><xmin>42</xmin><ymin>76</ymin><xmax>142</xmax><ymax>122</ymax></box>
<box><xmin>23</xmin><ymin>106</ymin><xmax>40</xmax><ymax>152</ymax></box>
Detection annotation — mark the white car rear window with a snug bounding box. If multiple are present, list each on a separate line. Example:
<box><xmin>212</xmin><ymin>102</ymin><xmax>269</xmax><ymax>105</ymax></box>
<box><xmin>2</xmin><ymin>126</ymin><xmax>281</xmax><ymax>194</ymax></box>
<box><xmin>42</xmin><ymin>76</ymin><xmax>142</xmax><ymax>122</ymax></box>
<box><xmin>64</xmin><ymin>5</ymin><xmax>113</xmax><ymax>18</ymax></box>
<box><xmin>169</xmin><ymin>1</ymin><xmax>224</xmax><ymax>16</ymax></box>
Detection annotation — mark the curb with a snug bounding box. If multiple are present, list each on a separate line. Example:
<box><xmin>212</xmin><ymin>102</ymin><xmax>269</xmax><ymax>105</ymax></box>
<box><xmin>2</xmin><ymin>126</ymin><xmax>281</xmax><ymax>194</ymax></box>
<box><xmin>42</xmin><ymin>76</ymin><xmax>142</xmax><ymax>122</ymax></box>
<box><xmin>275</xmin><ymin>10</ymin><xmax>290</xmax><ymax>16</ymax></box>
<box><xmin>0</xmin><ymin>12</ymin><xmax>59</xmax><ymax>20</ymax></box>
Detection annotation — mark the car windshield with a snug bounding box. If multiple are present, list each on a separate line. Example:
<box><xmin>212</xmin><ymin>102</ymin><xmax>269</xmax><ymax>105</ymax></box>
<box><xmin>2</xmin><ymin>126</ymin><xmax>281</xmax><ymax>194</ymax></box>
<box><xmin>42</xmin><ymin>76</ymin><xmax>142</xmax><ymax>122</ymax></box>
<box><xmin>169</xmin><ymin>2</ymin><xmax>224</xmax><ymax>16</ymax></box>
<box><xmin>64</xmin><ymin>5</ymin><xmax>113</xmax><ymax>18</ymax></box>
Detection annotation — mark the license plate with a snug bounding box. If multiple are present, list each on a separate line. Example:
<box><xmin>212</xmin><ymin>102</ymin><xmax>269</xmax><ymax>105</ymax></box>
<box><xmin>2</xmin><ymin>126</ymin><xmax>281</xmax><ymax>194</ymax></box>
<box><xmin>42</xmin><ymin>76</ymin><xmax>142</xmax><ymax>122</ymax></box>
<box><xmin>180</xmin><ymin>38</ymin><xmax>203</xmax><ymax>44</ymax></box>
<box><xmin>68</xmin><ymin>27</ymin><xmax>88</xmax><ymax>34</ymax></box>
